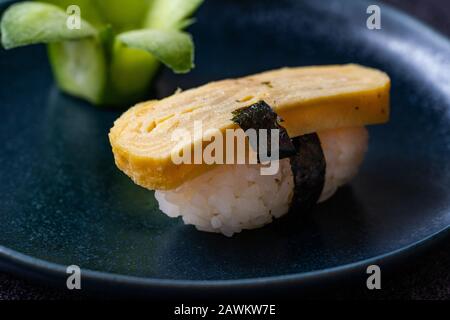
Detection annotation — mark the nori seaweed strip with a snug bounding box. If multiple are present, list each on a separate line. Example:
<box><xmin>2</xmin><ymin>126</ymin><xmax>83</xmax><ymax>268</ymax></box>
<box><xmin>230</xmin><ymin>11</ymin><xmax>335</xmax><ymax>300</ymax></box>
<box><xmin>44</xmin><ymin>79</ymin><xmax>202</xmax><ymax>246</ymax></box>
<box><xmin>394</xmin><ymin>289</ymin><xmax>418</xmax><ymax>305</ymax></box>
<box><xmin>289</xmin><ymin>134</ymin><xmax>326</xmax><ymax>213</ymax></box>
<box><xmin>231</xmin><ymin>100</ymin><xmax>296</xmax><ymax>160</ymax></box>
<box><xmin>232</xmin><ymin>100</ymin><xmax>326</xmax><ymax>213</ymax></box>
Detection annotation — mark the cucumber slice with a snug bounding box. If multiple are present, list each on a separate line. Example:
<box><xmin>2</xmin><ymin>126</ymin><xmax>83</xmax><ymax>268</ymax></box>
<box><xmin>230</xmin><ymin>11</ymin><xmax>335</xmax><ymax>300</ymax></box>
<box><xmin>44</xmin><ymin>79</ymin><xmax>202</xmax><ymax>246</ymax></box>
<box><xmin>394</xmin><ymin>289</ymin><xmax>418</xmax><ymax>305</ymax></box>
<box><xmin>145</xmin><ymin>0</ymin><xmax>204</xmax><ymax>30</ymax></box>
<box><xmin>93</xmin><ymin>0</ymin><xmax>151</xmax><ymax>32</ymax></box>
<box><xmin>104</xmin><ymin>42</ymin><xmax>160</xmax><ymax>106</ymax></box>
<box><xmin>1</xmin><ymin>2</ymin><xmax>97</xmax><ymax>49</ymax></box>
<box><xmin>117</xmin><ymin>29</ymin><xmax>194</xmax><ymax>73</ymax></box>
<box><xmin>48</xmin><ymin>38</ymin><xmax>106</xmax><ymax>104</ymax></box>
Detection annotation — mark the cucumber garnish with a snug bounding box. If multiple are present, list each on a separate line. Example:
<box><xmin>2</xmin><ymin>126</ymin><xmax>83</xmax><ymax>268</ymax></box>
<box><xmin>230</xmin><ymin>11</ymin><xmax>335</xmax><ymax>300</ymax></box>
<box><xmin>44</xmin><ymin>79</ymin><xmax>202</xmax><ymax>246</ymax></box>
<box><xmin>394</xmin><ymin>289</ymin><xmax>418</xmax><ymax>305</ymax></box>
<box><xmin>0</xmin><ymin>0</ymin><xmax>204</xmax><ymax>106</ymax></box>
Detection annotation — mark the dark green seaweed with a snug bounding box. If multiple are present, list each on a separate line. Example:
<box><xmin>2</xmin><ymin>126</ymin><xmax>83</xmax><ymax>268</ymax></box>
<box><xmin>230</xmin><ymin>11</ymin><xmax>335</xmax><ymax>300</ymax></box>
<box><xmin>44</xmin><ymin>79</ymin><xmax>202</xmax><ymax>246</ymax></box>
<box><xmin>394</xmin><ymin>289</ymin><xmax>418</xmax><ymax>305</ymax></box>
<box><xmin>289</xmin><ymin>134</ymin><xmax>326</xmax><ymax>213</ymax></box>
<box><xmin>231</xmin><ymin>100</ymin><xmax>296</xmax><ymax>160</ymax></box>
<box><xmin>231</xmin><ymin>100</ymin><xmax>326</xmax><ymax>213</ymax></box>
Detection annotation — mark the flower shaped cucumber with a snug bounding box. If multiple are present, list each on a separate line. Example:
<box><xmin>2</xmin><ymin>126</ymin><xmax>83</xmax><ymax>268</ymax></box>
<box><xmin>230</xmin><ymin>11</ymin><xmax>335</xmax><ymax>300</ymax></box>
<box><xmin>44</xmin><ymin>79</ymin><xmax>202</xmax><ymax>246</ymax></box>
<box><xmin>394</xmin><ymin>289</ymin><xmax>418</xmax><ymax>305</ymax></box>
<box><xmin>0</xmin><ymin>0</ymin><xmax>203</xmax><ymax>106</ymax></box>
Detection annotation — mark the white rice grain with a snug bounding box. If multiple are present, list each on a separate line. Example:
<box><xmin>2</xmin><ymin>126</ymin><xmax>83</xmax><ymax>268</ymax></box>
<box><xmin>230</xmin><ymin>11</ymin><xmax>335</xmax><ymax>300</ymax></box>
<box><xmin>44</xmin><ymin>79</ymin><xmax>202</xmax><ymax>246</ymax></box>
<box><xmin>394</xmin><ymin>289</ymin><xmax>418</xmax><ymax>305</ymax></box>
<box><xmin>155</xmin><ymin>127</ymin><xmax>368</xmax><ymax>236</ymax></box>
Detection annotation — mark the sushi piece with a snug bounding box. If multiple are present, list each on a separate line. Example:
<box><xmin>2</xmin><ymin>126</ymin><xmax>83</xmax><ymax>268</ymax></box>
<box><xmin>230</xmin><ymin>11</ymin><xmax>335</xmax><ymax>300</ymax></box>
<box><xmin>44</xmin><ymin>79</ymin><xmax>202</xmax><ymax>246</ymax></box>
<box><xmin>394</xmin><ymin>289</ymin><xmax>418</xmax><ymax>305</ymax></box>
<box><xmin>109</xmin><ymin>64</ymin><xmax>389</xmax><ymax>236</ymax></box>
<box><xmin>154</xmin><ymin>127</ymin><xmax>367</xmax><ymax>236</ymax></box>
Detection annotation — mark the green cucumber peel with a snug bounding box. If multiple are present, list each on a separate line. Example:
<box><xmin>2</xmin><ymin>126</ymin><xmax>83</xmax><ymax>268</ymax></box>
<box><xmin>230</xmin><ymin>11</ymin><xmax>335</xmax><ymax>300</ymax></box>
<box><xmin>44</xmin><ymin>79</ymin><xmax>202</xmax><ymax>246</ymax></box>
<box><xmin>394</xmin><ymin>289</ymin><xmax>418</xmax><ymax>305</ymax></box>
<box><xmin>48</xmin><ymin>39</ymin><xmax>106</xmax><ymax>104</ymax></box>
<box><xmin>145</xmin><ymin>0</ymin><xmax>204</xmax><ymax>30</ymax></box>
<box><xmin>1</xmin><ymin>2</ymin><xmax>97</xmax><ymax>49</ymax></box>
<box><xmin>117</xmin><ymin>29</ymin><xmax>194</xmax><ymax>74</ymax></box>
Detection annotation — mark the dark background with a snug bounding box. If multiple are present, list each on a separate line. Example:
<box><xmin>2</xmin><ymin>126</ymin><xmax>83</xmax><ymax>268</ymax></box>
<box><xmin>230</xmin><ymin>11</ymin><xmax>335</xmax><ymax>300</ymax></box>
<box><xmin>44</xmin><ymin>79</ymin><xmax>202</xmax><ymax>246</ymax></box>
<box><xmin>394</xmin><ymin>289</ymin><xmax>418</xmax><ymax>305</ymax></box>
<box><xmin>0</xmin><ymin>0</ymin><xmax>449</xmax><ymax>300</ymax></box>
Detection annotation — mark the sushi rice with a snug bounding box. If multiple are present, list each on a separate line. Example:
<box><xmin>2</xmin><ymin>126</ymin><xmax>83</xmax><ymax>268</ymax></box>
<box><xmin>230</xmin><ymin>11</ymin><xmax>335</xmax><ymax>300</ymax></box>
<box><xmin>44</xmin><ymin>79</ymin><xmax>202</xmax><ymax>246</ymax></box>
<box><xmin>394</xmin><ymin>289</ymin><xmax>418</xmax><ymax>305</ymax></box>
<box><xmin>155</xmin><ymin>126</ymin><xmax>368</xmax><ymax>236</ymax></box>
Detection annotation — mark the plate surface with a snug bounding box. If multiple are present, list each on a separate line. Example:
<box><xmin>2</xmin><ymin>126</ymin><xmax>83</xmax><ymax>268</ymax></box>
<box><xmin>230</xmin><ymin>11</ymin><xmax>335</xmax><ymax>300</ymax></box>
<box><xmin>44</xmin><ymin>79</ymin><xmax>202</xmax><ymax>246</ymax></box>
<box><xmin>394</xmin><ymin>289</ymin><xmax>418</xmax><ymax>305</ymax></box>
<box><xmin>0</xmin><ymin>0</ymin><xmax>449</xmax><ymax>293</ymax></box>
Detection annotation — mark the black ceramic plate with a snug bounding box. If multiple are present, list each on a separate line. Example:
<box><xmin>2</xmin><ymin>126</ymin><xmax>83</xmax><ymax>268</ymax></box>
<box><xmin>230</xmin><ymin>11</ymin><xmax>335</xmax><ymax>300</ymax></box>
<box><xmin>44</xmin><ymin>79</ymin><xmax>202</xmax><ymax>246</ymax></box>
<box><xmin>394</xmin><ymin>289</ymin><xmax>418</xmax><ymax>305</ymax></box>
<box><xmin>0</xmin><ymin>0</ymin><xmax>449</xmax><ymax>295</ymax></box>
